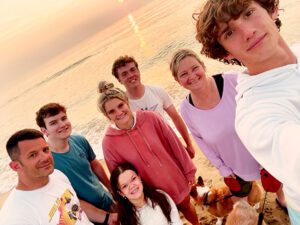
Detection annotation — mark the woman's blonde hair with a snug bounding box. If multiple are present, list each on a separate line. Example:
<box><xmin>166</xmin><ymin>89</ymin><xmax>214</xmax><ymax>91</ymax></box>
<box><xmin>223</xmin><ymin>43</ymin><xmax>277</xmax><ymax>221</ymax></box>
<box><xmin>97</xmin><ymin>81</ymin><xmax>128</xmax><ymax>116</ymax></box>
<box><xmin>170</xmin><ymin>49</ymin><xmax>206</xmax><ymax>79</ymax></box>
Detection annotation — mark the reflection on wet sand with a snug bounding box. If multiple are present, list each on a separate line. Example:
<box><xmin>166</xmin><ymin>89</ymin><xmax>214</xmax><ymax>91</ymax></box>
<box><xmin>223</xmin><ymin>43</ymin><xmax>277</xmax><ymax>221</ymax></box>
<box><xmin>128</xmin><ymin>13</ymin><xmax>153</xmax><ymax>56</ymax></box>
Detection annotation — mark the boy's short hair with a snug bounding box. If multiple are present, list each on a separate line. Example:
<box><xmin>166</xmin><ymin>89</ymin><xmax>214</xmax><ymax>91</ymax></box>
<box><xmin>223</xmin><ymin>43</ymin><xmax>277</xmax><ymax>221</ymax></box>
<box><xmin>194</xmin><ymin>0</ymin><xmax>281</xmax><ymax>65</ymax></box>
<box><xmin>170</xmin><ymin>49</ymin><xmax>206</xmax><ymax>79</ymax></box>
<box><xmin>36</xmin><ymin>103</ymin><xmax>66</xmax><ymax>128</ymax></box>
<box><xmin>112</xmin><ymin>55</ymin><xmax>139</xmax><ymax>79</ymax></box>
<box><xmin>6</xmin><ymin>129</ymin><xmax>44</xmax><ymax>161</ymax></box>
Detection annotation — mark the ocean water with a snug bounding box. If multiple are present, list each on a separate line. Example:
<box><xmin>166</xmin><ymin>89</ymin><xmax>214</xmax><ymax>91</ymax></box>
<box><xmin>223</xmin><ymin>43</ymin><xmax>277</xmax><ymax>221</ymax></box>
<box><xmin>1</xmin><ymin>0</ymin><xmax>300</xmax><ymax>194</ymax></box>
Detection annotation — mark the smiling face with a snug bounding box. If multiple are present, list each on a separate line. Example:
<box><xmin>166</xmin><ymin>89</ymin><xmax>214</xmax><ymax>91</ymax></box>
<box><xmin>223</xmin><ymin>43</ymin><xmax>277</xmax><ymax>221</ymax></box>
<box><xmin>118</xmin><ymin>169</ymin><xmax>144</xmax><ymax>204</ymax></box>
<box><xmin>117</xmin><ymin>62</ymin><xmax>142</xmax><ymax>90</ymax></box>
<box><xmin>12</xmin><ymin>138</ymin><xmax>54</xmax><ymax>185</ymax></box>
<box><xmin>104</xmin><ymin>98</ymin><xmax>134</xmax><ymax>130</ymax></box>
<box><xmin>176</xmin><ymin>56</ymin><xmax>207</xmax><ymax>91</ymax></box>
<box><xmin>217</xmin><ymin>2</ymin><xmax>280</xmax><ymax>73</ymax></box>
<box><xmin>41</xmin><ymin>111</ymin><xmax>72</xmax><ymax>140</ymax></box>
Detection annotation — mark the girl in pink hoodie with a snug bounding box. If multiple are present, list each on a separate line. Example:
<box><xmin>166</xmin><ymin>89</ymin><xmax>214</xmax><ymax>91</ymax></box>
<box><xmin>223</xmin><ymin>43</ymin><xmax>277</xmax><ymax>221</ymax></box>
<box><xmin>98</xmin><ymin>81</ymin><xmax>199</xmax><ymax>225</ymax></box>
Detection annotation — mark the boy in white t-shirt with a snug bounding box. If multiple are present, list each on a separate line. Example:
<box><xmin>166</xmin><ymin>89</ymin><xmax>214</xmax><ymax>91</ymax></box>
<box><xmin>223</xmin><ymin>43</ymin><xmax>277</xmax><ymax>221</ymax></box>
<box><xmin>111</xmin><ymin>55</ymin><xmax>196</xmax><ymax>159</ymax></box>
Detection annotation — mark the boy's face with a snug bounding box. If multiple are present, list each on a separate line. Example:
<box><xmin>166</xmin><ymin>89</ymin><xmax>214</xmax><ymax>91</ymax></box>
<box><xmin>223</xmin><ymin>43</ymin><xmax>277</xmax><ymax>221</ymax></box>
<box><xmin>41</xmin><ymin>111</ymin><xmax>72</xmax><ymax>140</ymax></box>
<box><xmin>217</xmin><ymin>2</ymin><xmax>279</xmax><ymax>68</ymax></box>
<box><xmin>117</xmin><ymin>62</ymin><xmax>141</xmax><ymax>90</ymax></box>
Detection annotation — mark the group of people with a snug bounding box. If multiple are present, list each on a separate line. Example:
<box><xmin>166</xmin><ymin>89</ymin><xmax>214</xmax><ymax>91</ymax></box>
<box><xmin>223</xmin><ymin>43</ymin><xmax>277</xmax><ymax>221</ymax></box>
<box><xmin>0</xmin><ymin>0</ymin><xmax>299</xmax><ymax>224</ymax></box>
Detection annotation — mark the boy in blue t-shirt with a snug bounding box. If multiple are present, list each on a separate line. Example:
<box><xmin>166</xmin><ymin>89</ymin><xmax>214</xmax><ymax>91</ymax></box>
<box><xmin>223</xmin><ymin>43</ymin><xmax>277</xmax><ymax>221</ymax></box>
<box><xmin>36</xmin><ymin>103</ymin><xmax>116</xmax><ymax>225</ymax></box>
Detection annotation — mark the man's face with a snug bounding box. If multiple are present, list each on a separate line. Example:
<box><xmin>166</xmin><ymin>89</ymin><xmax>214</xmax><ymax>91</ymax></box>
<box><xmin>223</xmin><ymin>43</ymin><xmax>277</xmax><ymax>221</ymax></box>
<box><xmin>217</xmin><ymin>2</ymin><xmax>280</xmax><ymax>71</ymax></box>
<box><xmin>16</xmin><ymin>138</ymin><xmax>54</xmax><ymax>181</ymax></box>
<box><xmin>117</xmin><ymin>62</ymin><xmax>141</xmax><ymax>90</ymax></box>
<box><xmin>42</xmin><ymin>111</ymin><xmax>72</xmax><ymax>140</ymax></box>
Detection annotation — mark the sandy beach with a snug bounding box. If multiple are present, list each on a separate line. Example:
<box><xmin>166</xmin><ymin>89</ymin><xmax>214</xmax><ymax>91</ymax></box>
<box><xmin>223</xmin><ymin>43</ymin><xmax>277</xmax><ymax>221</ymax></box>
<box><xmin>0</xmin><ymin>140</ymin><xmax>290</xmax><ymax>224</ymax></box>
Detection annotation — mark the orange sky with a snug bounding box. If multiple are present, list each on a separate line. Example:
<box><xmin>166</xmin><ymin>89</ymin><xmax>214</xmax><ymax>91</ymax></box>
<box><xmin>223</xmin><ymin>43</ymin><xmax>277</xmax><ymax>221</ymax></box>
<box><xmin>0</xmin><ymin>0</ymin><xmax>151</xmax><ymax>92</ymax></box>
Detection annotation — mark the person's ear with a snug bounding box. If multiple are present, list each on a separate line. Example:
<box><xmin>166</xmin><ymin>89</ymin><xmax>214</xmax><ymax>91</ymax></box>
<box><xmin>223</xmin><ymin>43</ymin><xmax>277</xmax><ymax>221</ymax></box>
<box><xmin>116</xmin><ymin>74</ymin><xmax>122</xmax><ymax>83</ymax></box>
<box><xmin>40</xmin><ymin>127</ymin><xmax>48</xmax><ymax>137</ymax></box>
<box><xmin>117</xmin><ymin>190</ymin><xmax>126</xmax><ymax>198</ymax></box>
<box><xmin>9</xmin><ymin>161</ymin><xmax>21</xmax><ymax>172</ymax></box>
<box><xmin>224</xmin><ymin>52</ymin><xmax>235</xmax><ymax>60</ymax></box>
<box><xmin>271</xmin><ymin>3</ymin><xmax>279</xmax><ymax>20</ymax></box>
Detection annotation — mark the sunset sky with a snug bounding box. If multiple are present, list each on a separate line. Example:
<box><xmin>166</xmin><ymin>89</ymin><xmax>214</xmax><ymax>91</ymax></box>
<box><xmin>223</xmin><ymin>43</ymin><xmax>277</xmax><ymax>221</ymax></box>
<box><xmin>0</xmin><ymin>0</ymin><xmax>151</xmax><ymax>93</ymax></box>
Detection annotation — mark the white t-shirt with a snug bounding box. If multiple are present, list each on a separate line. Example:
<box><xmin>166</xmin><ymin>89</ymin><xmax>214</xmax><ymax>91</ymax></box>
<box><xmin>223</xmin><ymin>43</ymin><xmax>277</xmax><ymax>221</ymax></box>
<box><xmin>0</xmin><ymin>170</ymin><xmax>92</xmax><ymax>225</ymax></box>
<box><xmin>129</xmin><ymin>85</ymin><xmax>173</xmax><ymax>120</ymax></box>
<box><xmin>137</xmin><ymin>191</ymin><xmax>183</xmax><ymax>225</ymax></box>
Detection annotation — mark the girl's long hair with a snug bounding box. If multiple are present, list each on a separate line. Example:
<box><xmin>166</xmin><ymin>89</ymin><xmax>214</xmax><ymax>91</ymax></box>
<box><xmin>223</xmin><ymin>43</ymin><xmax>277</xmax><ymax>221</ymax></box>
<box><xmin>110</xmin><ymin>163</ymin><xmax>172</xmax><ymax>225</ymax></box>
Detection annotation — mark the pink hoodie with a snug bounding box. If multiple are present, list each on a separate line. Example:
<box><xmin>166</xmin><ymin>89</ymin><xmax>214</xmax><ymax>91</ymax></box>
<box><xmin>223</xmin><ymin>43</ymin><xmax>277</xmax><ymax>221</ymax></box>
<box><xmin>102</xmin><ymin>110</ymin><xmax>196</xmax><ymax>204</ymax></box>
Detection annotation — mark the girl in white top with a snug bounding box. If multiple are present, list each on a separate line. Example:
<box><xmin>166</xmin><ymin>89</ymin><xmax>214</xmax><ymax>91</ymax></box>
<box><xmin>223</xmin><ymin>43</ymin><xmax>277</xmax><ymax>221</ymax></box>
<box><xmin>110</xmin><ymin>163</ymin><xmax>183</xmax><ymax>225</ymax></box>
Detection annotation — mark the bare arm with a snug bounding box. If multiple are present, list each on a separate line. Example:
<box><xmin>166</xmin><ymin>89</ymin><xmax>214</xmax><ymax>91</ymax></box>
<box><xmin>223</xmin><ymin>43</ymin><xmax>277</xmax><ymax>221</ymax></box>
<box><xmin>80</xmin><ymin>199</ymin><xmax>117</xmax><ymax>224</ymax></box>
<box><xmin>90</xmin><ymin>159</ymin><xmax>112</xmax><ymax>192</ymax></box>
<box><xmin>165</xmin><ymin>104</ymin><xmax>196</xmax><ymax>158</ymax></box>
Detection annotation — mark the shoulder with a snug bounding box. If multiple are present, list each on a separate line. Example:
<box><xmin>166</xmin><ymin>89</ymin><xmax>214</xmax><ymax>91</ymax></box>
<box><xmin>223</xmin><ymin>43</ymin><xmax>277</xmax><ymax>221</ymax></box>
<box><xmin>136</xmin><ymin>110</ymin><xmax>163</xmax><ymax>127</ymax></box>
<box><xmin>222</xmin><ymin>71</ymin><xmax>238</xmax><ymax>82</ymax></box>
<box><xmin>156</xmin><ymin>190</ymin><xmax>175</xmax><ymax>205</ymax></box>
<box><xmin>69</xmin><ymin>134</ymin><xmax>87</xmax><ymax>143</ymax></box>
<box><xmin>156</xmin><ymin>189</ymin><xmax>168</xmax><ymax>196</ymax></box>
<box><xmin>146</xmin><ymin>85</ymin><xmax>169</xmax><ymax>95</ymax></box>
<box><xmin>221</xmin><ymin>71</ymin><xmax>240</xmax><ymax>91</ymax></box>
<box><xmin>0</xmin><ymin>189</ymin><xmax>18</xmax><ymax>211</ymax></box>
<box><xmin>180</xmin><ymin>97</ymin><xmax>191</xmax><ymax>112</ymax></box>
<box><xmin>291</xmin><ymin>43</ymin><xmax>300</xmax><ymax>57</ymax></box>
<box><xmin>138</xmin><ymin>109</ymin><xmax>160</xmax><ymax>120</ymax></box>
<box><xmin>146</xmin><ymin>85</ymin><xmax>164</xmax><ymax>91</ymax></box>
<box><xmin>179</xmin><ymin>98</ymin><xmax>196</xmax><ymax>118</ymax></box>
<box><xmin>0</xmin><ymin>190</ymin><xmax>37</xmax><ymax>224</ymax></box>
<box><xmin>51</xmin><ymin>169</ymin><xmax>70</xmax><ymax>184</ymax></box>
<box><xmin>69</xmin><ymin>134</ymin><xmax>92</xmax><ymax>148</ymax></box>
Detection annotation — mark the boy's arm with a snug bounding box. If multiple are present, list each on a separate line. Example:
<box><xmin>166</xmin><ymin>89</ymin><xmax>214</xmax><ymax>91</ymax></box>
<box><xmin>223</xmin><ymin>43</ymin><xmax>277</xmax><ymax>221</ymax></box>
<box><xmin>165</xmin><ymin>104</ymin><xmax>196</xmax><ymax>158</ymax></box>
<box><xmin>90</xmin><ymin>159</ymin><xmax>112</xmax><ymax>192</ymax></box>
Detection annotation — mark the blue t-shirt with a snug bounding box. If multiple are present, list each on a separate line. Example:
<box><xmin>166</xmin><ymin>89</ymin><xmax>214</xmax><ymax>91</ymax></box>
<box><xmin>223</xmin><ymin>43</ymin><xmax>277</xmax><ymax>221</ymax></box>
<box><xmin>52</xmin><ymin>135</ymin><xmax>112</xmax><ymax>211</ymax></box>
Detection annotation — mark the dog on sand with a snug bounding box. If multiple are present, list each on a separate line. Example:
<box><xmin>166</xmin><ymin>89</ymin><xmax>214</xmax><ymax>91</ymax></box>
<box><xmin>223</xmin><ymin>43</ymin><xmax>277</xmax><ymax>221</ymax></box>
<box><xmin>225</xmin><ymin>200</ymin><xmax>266</xmax><ymax>225</ymax></box>
<box><xmin>190</xmin><ymin>177</ymin><xmax>262</xmax><ymax>225</ymax></box>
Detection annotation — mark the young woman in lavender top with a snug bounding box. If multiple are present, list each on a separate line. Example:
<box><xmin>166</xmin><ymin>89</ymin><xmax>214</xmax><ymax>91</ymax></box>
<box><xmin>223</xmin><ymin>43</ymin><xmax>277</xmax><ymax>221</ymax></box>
<box><xmin>170</xmin><ymin>49</ymin><xmax>261</xmax><ymax>199</ymax></box>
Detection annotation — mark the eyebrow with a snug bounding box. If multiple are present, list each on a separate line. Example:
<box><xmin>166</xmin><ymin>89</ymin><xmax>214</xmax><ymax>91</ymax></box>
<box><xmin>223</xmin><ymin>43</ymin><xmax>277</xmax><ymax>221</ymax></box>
<box><xmin>26</xmin><ymin>150</ymin><xmax>37</xmax><ymax>157</ymax></box>
<box><xmin>43</xmin><ymin>146</ymin><xmax>50</xmax><ymax>151</ymax></box>
<box><xmin>48</xmin><ymin>120</ymin><xmax>57</xmax><ymax>124</ymax></box>
<box><xmin>120</xmin><ymin>181</ymin><xmax>128</xmax><ymax>188</ymax></box>
<box><xmin>120</xmin><ymin>175</ymin><xmax>135</xmax><ymax>187</ymax></box>
<box><xmin>218</xmin><ymin>24</ymin><xmax>230</xmax><ymax>39</ymax></box>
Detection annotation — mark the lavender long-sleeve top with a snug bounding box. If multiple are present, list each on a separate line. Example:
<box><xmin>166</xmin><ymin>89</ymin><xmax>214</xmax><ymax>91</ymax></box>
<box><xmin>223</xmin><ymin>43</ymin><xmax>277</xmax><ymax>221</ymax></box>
<box><xmin>180</xmin><ymin>73</ymin><xmax>260</xmax><ymax>181</ymax></box>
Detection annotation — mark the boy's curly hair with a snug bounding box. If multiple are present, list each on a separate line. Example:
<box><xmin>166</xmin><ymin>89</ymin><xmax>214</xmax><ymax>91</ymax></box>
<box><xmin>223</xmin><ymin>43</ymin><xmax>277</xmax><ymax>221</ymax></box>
<box><xmin>194</xmin><ymin>0</ymin><xmax>281</xmax><ymax>65</ymax></box>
